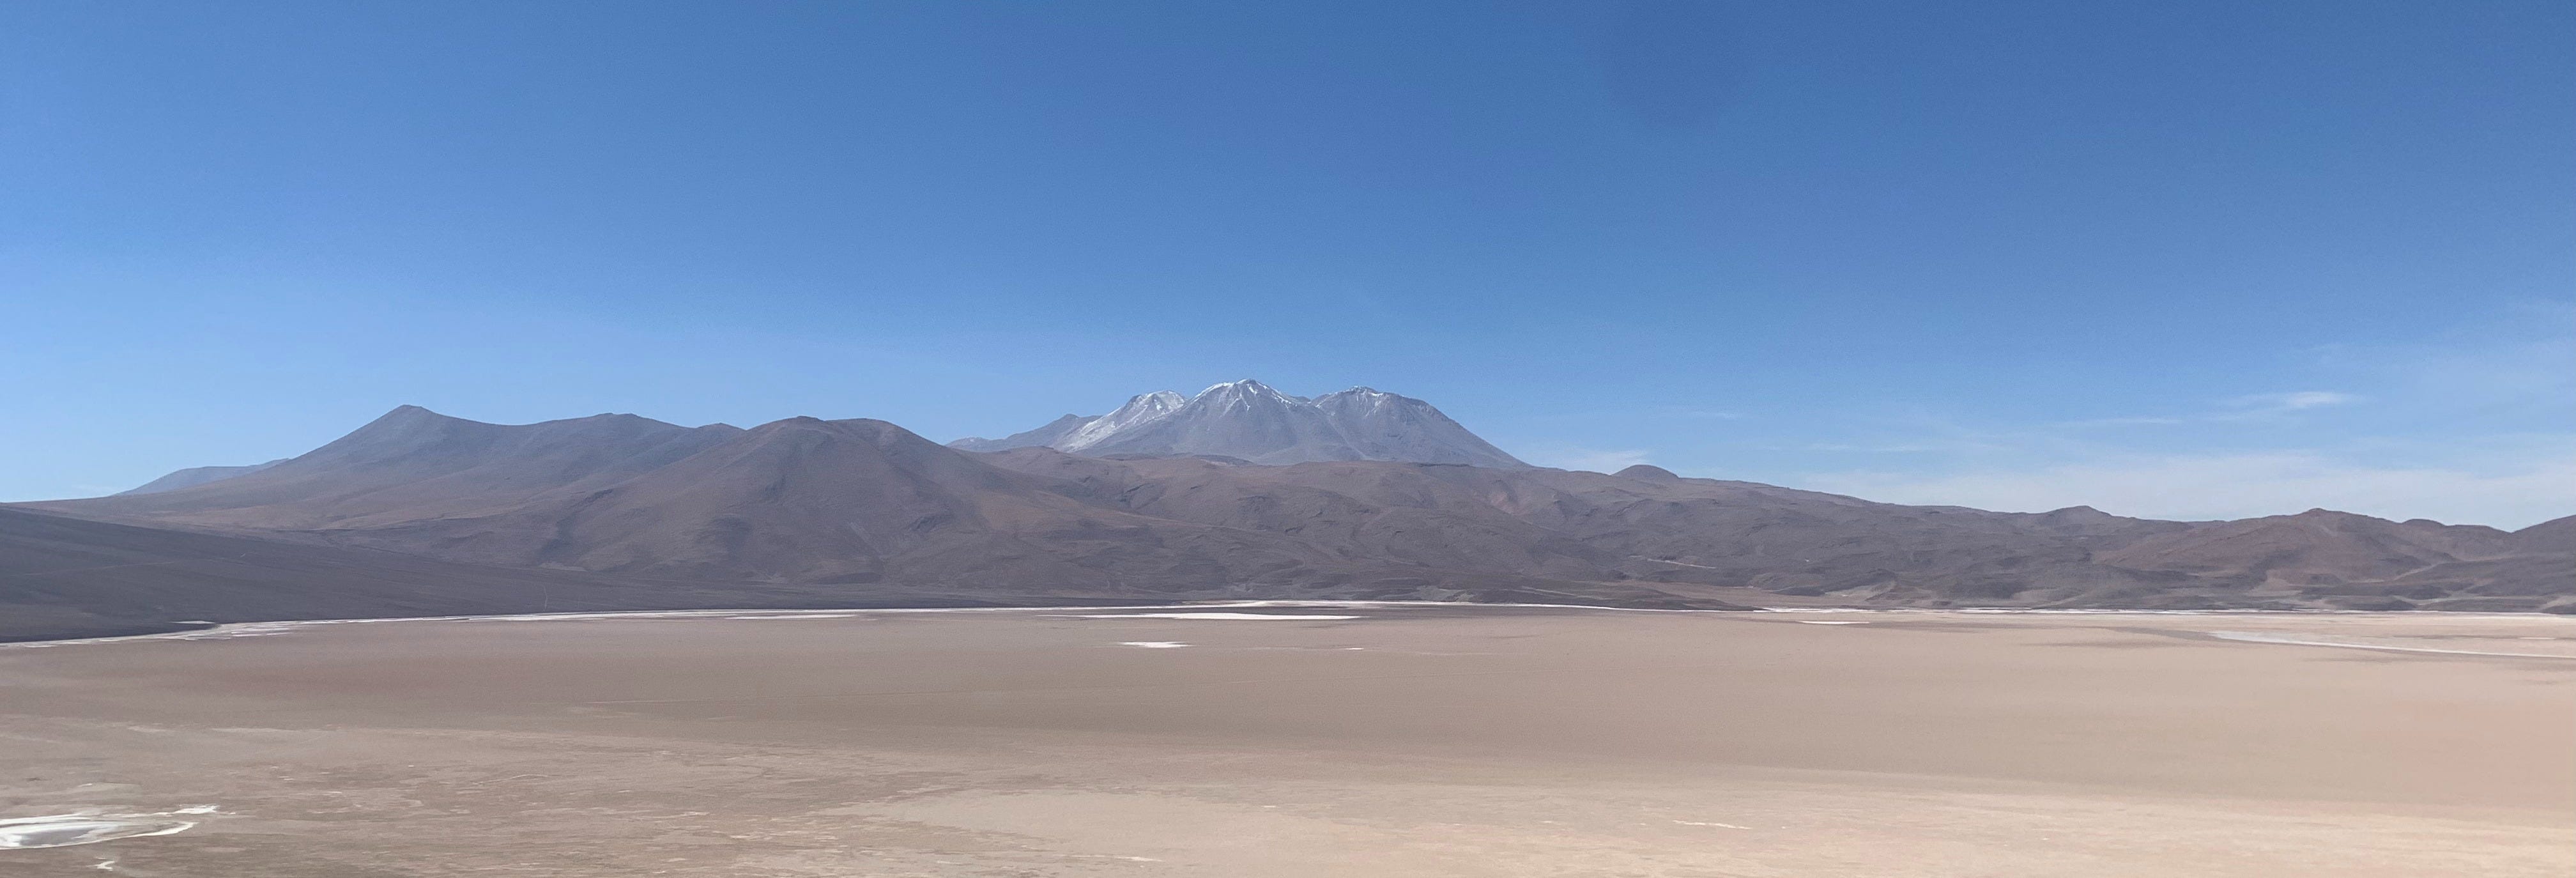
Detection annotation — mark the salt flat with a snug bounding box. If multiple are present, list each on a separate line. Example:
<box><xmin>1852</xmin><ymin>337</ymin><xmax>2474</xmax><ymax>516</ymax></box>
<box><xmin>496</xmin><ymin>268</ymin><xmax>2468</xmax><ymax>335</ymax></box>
<box><xmin>0</xmin><ymin>606</ymin><xmax>2568</xmax><ymax>877</ymax></box>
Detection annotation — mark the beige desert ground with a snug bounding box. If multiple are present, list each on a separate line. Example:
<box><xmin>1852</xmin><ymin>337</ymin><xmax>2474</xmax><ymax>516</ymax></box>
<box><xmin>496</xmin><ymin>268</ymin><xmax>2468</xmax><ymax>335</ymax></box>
<box><xmin>2</xmin><ymin>605</ymin><xmax>2570</xmax><ymax>877</ymax></box>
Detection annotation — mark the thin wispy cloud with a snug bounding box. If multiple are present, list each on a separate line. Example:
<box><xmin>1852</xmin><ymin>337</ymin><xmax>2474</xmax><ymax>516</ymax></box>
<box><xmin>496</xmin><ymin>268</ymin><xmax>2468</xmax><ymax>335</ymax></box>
<box><xmin>1524</xmin><ymin>405</ymin><xmax>1748</xmax><ymax>424</ymax></box>
<box><xmin>1527</xmin><ymin>446</ymin><xmax>1655</xmax><ymax>473</ymax></box>
<box><xmin>1800</xmin><ymin>447</ymin><xmax>2576</xmax><ymax>529</ymax></box>
<box><xmin>1656</xmin><ymin>406</ymin><xmax>1749</xmax><ymax>421</ymax></box>
<box><xmin>2319</xmin><ymin>301</ymin><xmax>2576</xmax><ymax>415</ymax></box>
<box><xmin>1763</xmin><ymin>306</ymin><xmax>2574</xmax><ymax>527</ymax></box>
<box><xmin>2063</xmin><ymin>390</ymin><xmax>2361</xmax><ymax>429</ymax></box>
<box><xmin>2223</xmin><ymin>390</ymin><xmax>2362</xmax><ymax>415</ymax></box>
<box><xmin>2064</xmin><ymin>415</ymin><xmax>2189</xmax><ymax>427</ymax></box>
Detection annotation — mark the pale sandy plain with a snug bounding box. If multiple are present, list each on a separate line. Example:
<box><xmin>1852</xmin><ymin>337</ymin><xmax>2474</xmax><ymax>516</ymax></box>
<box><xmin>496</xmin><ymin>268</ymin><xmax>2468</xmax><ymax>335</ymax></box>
<box><xmin>1</xmin><ymin>605</ymin><xmax>2570</xmax><ymax>877</ymax></box>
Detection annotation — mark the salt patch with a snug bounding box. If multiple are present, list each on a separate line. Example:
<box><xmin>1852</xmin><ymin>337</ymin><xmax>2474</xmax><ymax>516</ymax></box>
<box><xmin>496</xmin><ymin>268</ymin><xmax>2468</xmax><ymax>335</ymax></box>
<box><xmin>1119</xmin><ymin>642</ymin><xmax>1191</xmax><ymax>649</ymax></box>
<box><xmin>0</xmin><ymin>815</ymin><xmax>195</xmax><ymax>851</ymax></box>
<box><xmin>2205</xmin><ymin>630</ymin><xmax>2573</xmax><ymax>659</ymax></box>
<box><xmin>1066</xmin><ymin>613</ymin><xmax>1363</xmax><ymax>621</ymax></box>
<box><xmin>1792</xmin><ymin>620</ymin><xmax>1867</xmax><ymax>626</ymax></box>
<box><xmin>1673</xmin><ymin>819</ymin><xmax>1751</xmax><ymax>829</ymax></box>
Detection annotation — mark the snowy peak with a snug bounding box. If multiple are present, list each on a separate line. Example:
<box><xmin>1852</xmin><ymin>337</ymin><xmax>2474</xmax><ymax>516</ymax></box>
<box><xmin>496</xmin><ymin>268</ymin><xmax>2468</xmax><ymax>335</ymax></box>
<box><xmin>1059</xmin><ymin>391</ymin><xmax>1188</xmax><ymax>452</ymax></box>
<box><xmin>947</xmin><ymin>414</ymin><xmax>1091</xmax><ymax>453</ymax></box>
<box><xmin>1305</xmin><ymin>387</ymin><xmax>1522</xmax><ymax>467</ymax></box>
<box><xmin>951</xmin><ymin>390</ymin><xmax>1195</xmax><ymax>454</ymax></box>
<box><xmin>949</xmin><ymin>381</ymin><xmax>1528</xmax><ymax>468</ymax></box>
<box><xmin>1197</xmin><ymin>378</ymin><xmax>1298</xmax><ymax>401</ymax></box>
<box><xmin>1183</xmin><ymin>379</ymin><xmax>1309</xmax><ymax>419</ymax></box>
<box><xmin>1311</xmin><ymin>387</ymin><xmax>1400</xmax><ymax>414</ymax></box>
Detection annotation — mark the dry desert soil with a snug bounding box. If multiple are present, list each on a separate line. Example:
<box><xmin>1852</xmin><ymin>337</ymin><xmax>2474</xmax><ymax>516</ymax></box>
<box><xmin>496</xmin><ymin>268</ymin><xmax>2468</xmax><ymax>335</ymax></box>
<box><xmin>2</xmin><ymin>605</ymin><xmax>2570</xmax><ymax>877</ymax></box>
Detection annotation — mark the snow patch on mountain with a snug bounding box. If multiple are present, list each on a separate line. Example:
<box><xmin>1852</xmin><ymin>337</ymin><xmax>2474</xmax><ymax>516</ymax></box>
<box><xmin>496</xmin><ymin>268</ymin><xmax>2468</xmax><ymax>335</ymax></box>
<box><xmin>950</xmin><ymin>380</ymin><xmax>1527</xmax><ymax>468</ymax></box>
<box><xmin>1059</xmin><ymin>391</ymin><xmax>1188</xmax><ymax>452</ymax></box>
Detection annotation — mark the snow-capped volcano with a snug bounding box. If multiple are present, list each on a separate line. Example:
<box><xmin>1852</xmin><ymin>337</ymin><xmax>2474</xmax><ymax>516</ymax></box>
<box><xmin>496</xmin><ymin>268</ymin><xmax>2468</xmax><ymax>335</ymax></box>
<box><xmin>951</xmin><ymin>380</ymin><xmax>1528</xmax><ymax>468</ymax></box>
<box><xmin>1058</xmin><ymin>390</ymin><xmax>1187</xmax><ymax>452</ymax></box>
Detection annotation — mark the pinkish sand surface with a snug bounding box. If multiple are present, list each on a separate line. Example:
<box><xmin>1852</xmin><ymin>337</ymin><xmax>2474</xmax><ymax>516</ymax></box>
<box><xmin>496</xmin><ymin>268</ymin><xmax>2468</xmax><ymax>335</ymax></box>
<box><xmin>2</xmin><ymin>605</ymin><xmax>2568</xmax><ymax>876</ymax></box>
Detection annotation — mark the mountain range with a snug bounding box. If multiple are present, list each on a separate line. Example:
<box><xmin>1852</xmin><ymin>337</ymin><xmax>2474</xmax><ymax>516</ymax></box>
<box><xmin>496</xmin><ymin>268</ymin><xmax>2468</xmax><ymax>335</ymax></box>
<box><xmin>6</xmin><ymin>385</ymin><xmax>2570</xmax><ymax>641</ymax></box>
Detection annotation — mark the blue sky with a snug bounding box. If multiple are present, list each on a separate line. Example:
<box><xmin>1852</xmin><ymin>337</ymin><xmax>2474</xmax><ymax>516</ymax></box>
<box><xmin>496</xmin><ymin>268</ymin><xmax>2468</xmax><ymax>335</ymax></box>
<box><xmin>4</xmin><ymin>1</ymin><xmax>2570</xmax><ymax>527</ymax></box>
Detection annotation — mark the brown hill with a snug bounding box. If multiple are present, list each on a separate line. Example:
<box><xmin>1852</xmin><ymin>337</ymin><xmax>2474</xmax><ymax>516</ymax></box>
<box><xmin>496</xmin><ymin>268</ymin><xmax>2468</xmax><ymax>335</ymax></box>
<box><xmin>2512</xmin><ymin>514</ymin><xmax>2576</xmax><ymax>552</ymax></box>
<box><xmin>2096</xmin><ymin>509</ymin><xmax>2516</xmax><ymax>585</ymax></box>
<box><xmin>2090</xmin><ymin>509</ymin><xmax>2573</xmax><ymax>609</ymax></box>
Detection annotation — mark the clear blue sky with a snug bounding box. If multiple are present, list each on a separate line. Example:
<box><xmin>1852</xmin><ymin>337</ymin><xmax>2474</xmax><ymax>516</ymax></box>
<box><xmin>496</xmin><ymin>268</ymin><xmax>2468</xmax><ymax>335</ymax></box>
<box><xmin>4</xmin><ymin>1</ymin><xmax>2570</xmax><ymax>527</ymax></box>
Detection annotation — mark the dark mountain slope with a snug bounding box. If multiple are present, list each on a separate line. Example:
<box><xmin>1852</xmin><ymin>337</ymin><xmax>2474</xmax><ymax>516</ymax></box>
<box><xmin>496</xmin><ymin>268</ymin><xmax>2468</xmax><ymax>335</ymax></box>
<box><xmin>0</xmin><ymin>506</ymin><xmax>1074</xmax><ymax>643</ymax></box>
<box><xmin>981</xmin><ymin>451</ymin><xmax>2218</xmax><ymax>607</ymax></box>
<box><xmin>981</xmin><ymin>449</ymin><xmax>1618</xmax><ymax>583</ymax></box>
<box><xmin>484</xmin><ymin>416</ymin><xmax>1358</xmax><ymax>591</ymax></box>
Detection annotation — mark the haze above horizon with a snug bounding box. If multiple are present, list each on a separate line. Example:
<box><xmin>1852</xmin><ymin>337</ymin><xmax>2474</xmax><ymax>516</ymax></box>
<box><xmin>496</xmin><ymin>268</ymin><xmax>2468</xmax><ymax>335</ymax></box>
<box><xmin>4</xmin><ymin>1</ymin><xmax>2570</xmax><ymax>527</ymax></box>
